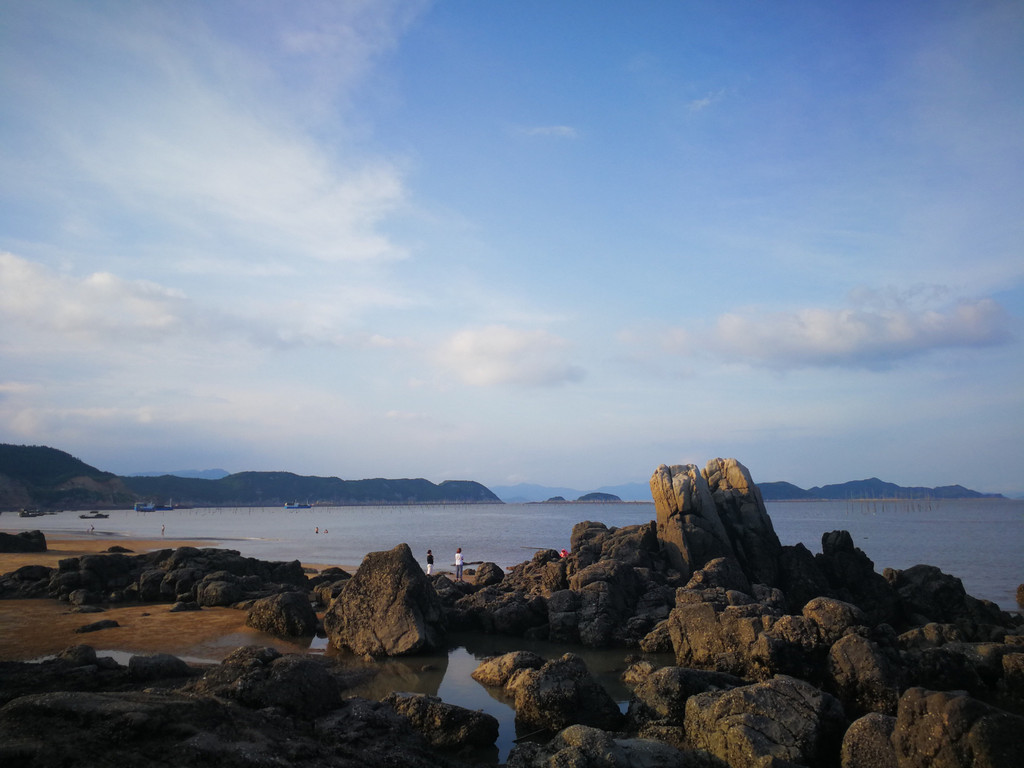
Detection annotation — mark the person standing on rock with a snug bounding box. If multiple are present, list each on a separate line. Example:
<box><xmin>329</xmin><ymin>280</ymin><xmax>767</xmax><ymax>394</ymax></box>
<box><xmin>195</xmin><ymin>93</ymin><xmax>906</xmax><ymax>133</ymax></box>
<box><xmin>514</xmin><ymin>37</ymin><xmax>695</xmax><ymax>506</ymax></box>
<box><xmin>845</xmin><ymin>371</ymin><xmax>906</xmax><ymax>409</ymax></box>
<box><xmin>426</xmin><ymin>549</ymin><xmax>434</xmax><ymax>575</ymax></box>
<box><xmin>455</xmin><ymin>547</ymin><xmax>464</xmax><ymax>581</ymax></box>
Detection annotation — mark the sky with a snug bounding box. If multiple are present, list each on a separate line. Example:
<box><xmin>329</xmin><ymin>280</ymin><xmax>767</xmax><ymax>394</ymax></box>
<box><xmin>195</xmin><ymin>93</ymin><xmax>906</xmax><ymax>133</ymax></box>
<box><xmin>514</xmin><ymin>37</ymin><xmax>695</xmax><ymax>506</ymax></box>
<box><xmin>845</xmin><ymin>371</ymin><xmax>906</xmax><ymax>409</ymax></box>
<box><xmin>1</xmin><ymin>1</ymin><xmax>1022</xmax><ymax>495</ymax></box>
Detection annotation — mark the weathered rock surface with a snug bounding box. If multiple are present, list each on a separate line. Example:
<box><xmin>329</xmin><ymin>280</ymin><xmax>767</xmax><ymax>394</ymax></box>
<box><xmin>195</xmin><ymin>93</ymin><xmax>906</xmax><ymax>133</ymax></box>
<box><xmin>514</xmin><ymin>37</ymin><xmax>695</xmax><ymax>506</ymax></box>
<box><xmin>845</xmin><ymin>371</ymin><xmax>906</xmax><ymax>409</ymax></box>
<box><xmin>650</xmin><ymin>458</ymin><xmax>782</xmax><ymax>587</ymax></box>
<box><xmin>685</xmin><ymin>674</ymin><xmax>848</xmax><ymax>767</ymax></box>
<box><xmin>245</xmin><ymin>590</ymin><xmax>319</xmax><ymax>637</ymax></box>
<box><xmin>473</xmin><ymin>651</ymin><xmax>623</xmax><ymax>734</ymax></box>
<box><xmin>892</xmin><ymin>686</ymin><xmax>1024</xmax><ymax>768</ymax></box>
<box><xmin>384</xmin><ymin>691</ymin><xmax>499</xmax><ymax>751</ymax></box>
<box><xmin>323</xmin><ymin>543</ymin><xmax>446</xmax><ymax>656</ymax></box>
<box><xmin>840</xmin><ymin>711</ymin><xmax>897</xmax><ymax>768</ymax></box>
<box><xmin>507</xmin><ymin>724</ymin><xmax>691</xmax><ymax>768</ymax></box>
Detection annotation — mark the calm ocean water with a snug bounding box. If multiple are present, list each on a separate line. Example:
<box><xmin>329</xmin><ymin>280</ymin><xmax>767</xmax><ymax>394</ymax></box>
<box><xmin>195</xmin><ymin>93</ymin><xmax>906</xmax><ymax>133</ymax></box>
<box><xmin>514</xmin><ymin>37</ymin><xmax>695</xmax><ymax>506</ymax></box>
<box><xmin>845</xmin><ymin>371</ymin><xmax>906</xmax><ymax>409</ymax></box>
<box><xmin>4</xmin><ymin>498</ymin><xmax>1022</xmax><ymax>761</ymax></box>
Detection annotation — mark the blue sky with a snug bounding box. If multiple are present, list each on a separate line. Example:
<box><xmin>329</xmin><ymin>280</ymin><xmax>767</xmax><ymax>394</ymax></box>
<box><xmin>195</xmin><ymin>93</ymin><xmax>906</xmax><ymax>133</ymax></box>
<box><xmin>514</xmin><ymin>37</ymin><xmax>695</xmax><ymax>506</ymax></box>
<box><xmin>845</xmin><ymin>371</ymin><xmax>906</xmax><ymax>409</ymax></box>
<box><xmin>1</xmin><ymin>1</ymin><xmax>1022</xmax><ymax>495</ymax></box>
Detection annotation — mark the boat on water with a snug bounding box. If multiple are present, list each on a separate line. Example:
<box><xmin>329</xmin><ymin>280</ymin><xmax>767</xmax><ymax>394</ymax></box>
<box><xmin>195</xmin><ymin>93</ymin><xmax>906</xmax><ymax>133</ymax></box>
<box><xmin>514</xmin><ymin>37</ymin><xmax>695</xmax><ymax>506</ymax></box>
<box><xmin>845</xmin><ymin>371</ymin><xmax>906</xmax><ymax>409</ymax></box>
<box><xmin>19</xmin><ymin>509</ymin><xmax>45</xmax><ymax>518</ymax></box>
<box><xmin>79</xmin><ymin>511</ymin><xmax>109</xmax><ymax>519</ymax></box>
<box><xmin>284</xmin><ymin>502</ymin><xmax>311</xmax><ymax>509</ymax></box>
<box><xmin>133</xmin><ymin>502</ymin><xmax>173</xmax><ymax>512</ymax></box>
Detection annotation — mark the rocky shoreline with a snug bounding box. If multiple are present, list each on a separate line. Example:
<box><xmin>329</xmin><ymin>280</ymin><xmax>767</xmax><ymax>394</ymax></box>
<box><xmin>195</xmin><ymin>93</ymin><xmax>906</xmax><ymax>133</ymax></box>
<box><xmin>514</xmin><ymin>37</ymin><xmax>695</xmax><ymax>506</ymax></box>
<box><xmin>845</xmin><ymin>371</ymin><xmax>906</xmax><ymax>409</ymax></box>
<box><xmin>2</xmin><ymin>457</ymin><xmax>1023</xmax><ymax>767</ymax></box>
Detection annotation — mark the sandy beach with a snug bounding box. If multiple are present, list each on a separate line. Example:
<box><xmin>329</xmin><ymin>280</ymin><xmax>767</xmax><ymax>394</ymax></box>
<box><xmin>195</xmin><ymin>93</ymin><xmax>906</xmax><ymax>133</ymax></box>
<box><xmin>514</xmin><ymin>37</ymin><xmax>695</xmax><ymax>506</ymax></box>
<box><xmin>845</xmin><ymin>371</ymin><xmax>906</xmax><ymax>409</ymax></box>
<box><xmin>0</xmin><ymin>537</ymin><xmax>342</xmax><ymax>662</ymax></box>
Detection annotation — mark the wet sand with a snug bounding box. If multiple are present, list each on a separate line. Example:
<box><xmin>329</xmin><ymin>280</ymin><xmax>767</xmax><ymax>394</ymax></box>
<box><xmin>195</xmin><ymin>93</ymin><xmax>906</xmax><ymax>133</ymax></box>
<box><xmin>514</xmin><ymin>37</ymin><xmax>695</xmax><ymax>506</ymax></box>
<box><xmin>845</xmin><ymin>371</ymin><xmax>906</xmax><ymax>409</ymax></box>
<box><xmin>0</xmin><ymin>537</ymin><xmax>345</xmax><ymax>662</ymax></box>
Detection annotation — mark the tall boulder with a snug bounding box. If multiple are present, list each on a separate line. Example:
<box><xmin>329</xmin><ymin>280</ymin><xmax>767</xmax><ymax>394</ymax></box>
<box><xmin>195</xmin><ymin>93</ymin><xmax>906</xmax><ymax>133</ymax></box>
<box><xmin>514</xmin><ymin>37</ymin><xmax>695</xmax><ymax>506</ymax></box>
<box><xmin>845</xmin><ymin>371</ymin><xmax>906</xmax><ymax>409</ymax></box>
<box><xmin>650</xmin><ymin>463</ymin><xmax>732</xmax><ymax>578</ymax></box>
<box><xmin>323</xmin><ymin>543</ymin><xmax>445</xmax><ymax>657</ymax></box>
<box><xmin>650</xmin><ymin>458</ymin><xmax>782</xmax><ymax>586</ymax></box>
<box><xmin>704</xmin><ymin>457</ymin><xmax>782</xmax><ymax>586</ymax></box>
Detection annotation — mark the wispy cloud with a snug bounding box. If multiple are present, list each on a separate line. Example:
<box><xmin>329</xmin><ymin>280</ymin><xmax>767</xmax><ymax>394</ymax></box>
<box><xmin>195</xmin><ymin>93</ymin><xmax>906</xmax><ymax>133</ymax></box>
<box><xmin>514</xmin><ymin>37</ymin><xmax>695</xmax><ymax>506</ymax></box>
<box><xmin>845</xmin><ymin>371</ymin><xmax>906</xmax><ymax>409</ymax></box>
<box><xmin>436</xmin><ymin>325</ymin><xmax>585</xmax><ymax>387</ymax></box>
<box><xmin>687</xmin><ymin>89</ymin><xmax>725</xmax><ymax>113</ymax></box>
<box><xmin>518</xmin><ymin>125</ymin><xmax>580</xmax><ymax>139</ymax></box>
<box><xmin>658</xmin><ymin>293</ymin><xmax>1013</xmax><ymax>370</ymax></box>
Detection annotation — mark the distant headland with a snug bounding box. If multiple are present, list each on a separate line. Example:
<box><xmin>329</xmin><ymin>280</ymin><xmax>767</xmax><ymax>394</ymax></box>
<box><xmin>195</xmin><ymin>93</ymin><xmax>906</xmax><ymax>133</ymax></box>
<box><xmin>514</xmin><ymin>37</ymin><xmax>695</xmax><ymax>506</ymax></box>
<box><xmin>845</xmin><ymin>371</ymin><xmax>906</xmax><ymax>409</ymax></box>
<box><xmin>0</xmin><ymin>444</ymin><xmax>499</xmax><ymax>510</ymax></box>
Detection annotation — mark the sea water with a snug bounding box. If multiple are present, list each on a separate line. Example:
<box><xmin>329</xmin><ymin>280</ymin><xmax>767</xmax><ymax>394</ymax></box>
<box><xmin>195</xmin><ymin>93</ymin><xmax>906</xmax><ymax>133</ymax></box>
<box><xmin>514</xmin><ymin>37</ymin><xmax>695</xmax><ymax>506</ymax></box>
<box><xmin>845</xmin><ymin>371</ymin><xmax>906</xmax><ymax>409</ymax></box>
<box><xmin>7</xmin><ymin>498</ymin><xmax>1022</xmax><ymax>609</ymax></box>
<box><xmin>5</xmin><ymin>498</ymin><xmax>1022</xmax><ymax>762</ymax></box>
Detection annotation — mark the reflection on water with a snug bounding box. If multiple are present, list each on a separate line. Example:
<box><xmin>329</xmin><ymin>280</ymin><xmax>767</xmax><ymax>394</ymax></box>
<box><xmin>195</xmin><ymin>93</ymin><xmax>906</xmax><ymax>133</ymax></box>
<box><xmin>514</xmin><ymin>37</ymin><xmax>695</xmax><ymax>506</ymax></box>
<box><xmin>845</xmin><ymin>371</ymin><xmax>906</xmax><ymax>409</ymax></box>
<box><xmin>329</xmin><ymin>632</ymin><xmax>672</xmax><ymax>763</ymax></box>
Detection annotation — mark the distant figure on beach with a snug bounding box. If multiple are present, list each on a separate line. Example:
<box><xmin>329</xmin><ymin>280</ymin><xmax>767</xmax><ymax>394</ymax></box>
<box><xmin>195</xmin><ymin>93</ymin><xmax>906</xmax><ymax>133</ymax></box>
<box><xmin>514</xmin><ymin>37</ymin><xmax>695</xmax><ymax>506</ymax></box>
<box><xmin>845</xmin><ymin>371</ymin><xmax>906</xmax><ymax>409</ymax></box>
<box><xmin>560</xmin><ymin>548</ymin><xmax>568</xmax><ymax>558</ymax></box>
<box><xmin>455</xmin><ymin>547</ymin><xmax>464</xmax><ymax>582</ymax></box>
<box><xmin>426</xmin><ymin>549</ymin><xmax>434</xmax><ymax>575</ymax></box>
<box><xmin>89</xmin><ymin>525</ymin><xmax>94</xmax><ymax>534</ymax></box>
<box><xmin>315</xmin><ymin>527</ymin><xmax>319</xmax><ymax>534</ymax></box>
<box><xmin>161</xmin><ymin>525</ymin><xmax>165</xmax><ymax>536</ymax></box>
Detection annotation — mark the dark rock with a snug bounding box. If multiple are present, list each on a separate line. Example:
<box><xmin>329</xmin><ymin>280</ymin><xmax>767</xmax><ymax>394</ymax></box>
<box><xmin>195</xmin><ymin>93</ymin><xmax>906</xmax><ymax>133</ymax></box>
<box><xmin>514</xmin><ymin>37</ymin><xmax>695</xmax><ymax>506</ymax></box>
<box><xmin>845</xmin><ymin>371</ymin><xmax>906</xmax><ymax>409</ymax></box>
<box><xmin>322</xmin><ymin>543</ymin><xmax>446</xmax><ymax>656</ymax></box>
<box><xmin>626</xmin><ymin>665</ymin><xmax>742</xmax><ymax>747</ymax></box>
<box><xmin>0</xmin><ymin>530</ymin><xmax>46</xmax><ymax>553</ymax></box>
<box><xmin>188</xmin><ymin>646</ymin><xmax>342</xmax><ymax>718</ymax></box>
<box><xmin>841</xmin><ymin>712</ymin><xmax>897</xmax><ymax>768</ymax></box>
<box><xmin>168</xmin><ymin>600</ymin><xmax>200</xmax><ymax>612</ymax></box>
<box><xmin>507</xmin><ymin>724</ymin><xmax>690</xmax><ymax>768</ymax></box>
<box><xmin>892</xmin><ymin>686</ymin><xmax>1024</xmax><ymax>768</ymax></box>
<box><xmin>504</xmin><ymin>652</ymin><xmax>623</xmax><ymax>733</ymax></box>
<box><xmin>473</xmin><ymin>561</ymin><xmax>504</xmax><ymax>587</ymax></box>
<box><xmin>74</xmin><ymin>618</ymin><xmax>119</xmax><ymax>634</ymax></box>
<box><xmin>889</xmin><ymin>563</ymin><xmax>1009</xmax><ymax>630</ymax></box>
<box><xmin>827</xmin><ymin>632</ymin><xmax>903</xmax><ymax>717</ymax></box>
<box><xmin>128</xmin><ymin>652</ymin><xmax>193</xmax><ymax>682</ymax></box>
<box><xmin>196</xmin><ymin>570</ymin><xmax>244</xmax><ymax>606</ymax></box>
<box><xmin>777</xmin><ymin>542</ymin><xmax>835</xmax><ymax>613</ymax></box>
<box><xmin>384</xmin><ymin>692</ymin><xmax>499</xmax><ymax>750</ymax></box>
<box><xmin>245</xmin><ymin>591</ymin><xmax>318</xmax><ymax>637</ymax></box>
<box><xmin>817</xmin><ymin>530</ymin><xmax>899</xmax><ymax>626</ymax></box>
<box><xmin>685</xmin><ymin>675</ymin><xmax>847</xmax><ymax>767</ymax></box>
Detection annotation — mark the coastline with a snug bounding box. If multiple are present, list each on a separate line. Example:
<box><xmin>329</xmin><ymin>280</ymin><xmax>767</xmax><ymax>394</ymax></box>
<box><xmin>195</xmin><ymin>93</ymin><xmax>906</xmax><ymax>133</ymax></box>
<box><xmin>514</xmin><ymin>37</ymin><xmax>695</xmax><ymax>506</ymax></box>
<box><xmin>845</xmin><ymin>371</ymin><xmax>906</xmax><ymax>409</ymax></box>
<box><xmin>0</xmin><ymin>537</ymin><xmax>352</xmax><ymax>662</ymax></box>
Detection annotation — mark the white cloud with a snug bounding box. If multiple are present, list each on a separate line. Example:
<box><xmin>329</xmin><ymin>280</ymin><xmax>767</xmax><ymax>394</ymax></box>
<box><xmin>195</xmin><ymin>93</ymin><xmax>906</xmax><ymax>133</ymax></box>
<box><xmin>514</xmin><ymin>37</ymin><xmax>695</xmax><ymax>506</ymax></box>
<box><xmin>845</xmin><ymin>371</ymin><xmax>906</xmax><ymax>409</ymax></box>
<box><xmin>0</xmin><ymin>252</ymin><xmax>191</xmax><ymax>343</ymax></box>
<box><xmin>659</xmin><ymin>295</ymin><xmax>1013</xmax><ymax>370</ymax></box>
<box><xmin>437</xmin><ymin>325</ymin><xmax>585</xmax><ymax>387</ymax></box>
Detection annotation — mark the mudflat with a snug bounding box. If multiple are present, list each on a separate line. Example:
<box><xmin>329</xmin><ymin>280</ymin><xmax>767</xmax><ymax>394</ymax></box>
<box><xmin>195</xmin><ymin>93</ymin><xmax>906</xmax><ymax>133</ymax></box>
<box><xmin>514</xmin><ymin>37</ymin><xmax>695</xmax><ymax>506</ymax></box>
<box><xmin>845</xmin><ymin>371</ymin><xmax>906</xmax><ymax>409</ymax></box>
<box><xmin>0</xmin><ymin>537</ymin><xmax>336</xmax><ymax>662</ymax></box>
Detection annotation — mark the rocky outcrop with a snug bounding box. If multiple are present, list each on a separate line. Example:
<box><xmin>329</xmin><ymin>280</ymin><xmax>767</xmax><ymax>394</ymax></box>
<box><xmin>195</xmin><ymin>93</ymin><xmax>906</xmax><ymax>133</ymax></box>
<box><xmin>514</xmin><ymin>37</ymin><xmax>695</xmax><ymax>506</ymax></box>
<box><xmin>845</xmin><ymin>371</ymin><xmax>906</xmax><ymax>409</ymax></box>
<box><xmin>0</xmin><ymin>530</ymin><xmax>46</xmax><ymax>553</ymax></box>
<box><xmin>0</xmin><ymin>645</ymin><xmax>471</xmax><ymax>768</ymax></box>
<box><xmin>651</xmin><ymin>458</ymin><xmax>782</xmax><ymax>586</ymax></box>
<box><xmin>0</xmin><ymin>543</ymin><xmax>309</xmax><ymax>608</ymax></box>
<box><xmin>322</xmin><ymin>543</ymin><xmax>446</xmax><ymax>657</ymax></box>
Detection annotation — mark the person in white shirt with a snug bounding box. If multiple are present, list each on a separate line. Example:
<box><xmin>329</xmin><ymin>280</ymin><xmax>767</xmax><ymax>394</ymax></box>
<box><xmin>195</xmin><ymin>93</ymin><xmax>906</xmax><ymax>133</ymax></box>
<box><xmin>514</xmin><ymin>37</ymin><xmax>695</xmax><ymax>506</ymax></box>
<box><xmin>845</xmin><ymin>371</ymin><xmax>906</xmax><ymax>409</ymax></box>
<box><xmin>455</xmin><ymin>547</ymin><xmax>464</xmax><ymax>582</ymax></box>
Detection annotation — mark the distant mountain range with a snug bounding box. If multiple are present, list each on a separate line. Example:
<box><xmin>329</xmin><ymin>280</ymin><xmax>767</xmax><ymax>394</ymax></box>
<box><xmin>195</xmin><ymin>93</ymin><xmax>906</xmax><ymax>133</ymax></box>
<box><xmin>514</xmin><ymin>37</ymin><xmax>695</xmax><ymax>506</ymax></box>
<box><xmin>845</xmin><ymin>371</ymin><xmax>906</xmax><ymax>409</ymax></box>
<box><xmin>0</xmin><ymin>444</ymin><xmax>499</xmax><ymax>509</ymax></box>
<box><xmin>757</xmin><ymin>478</ymin><xmax>1004</xmax><ymax>501</ymax></box>
<box><xmin>490</xmin><ymin>478</ymin><xmax>1004</xmax><ymax>503</ymax></box>
<box><xmin>0</xmin><ymin>443</ymin><xmax>1006</xmax><ymax>510</ymax></box>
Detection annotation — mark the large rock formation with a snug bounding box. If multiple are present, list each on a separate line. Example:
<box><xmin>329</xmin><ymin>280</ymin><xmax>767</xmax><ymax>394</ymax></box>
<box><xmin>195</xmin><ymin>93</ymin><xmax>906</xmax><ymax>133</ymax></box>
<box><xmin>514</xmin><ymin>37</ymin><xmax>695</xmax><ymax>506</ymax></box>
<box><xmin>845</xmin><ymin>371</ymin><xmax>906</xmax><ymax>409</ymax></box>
<box><xmin>322</xmin><ymin>543</ymin><xmax>446</xmax><ymax>657</ymax></box>
<box><xmin>650</xmin><ymin>458</ymin><xmax>782</xmax><ymax>585</ymax></box>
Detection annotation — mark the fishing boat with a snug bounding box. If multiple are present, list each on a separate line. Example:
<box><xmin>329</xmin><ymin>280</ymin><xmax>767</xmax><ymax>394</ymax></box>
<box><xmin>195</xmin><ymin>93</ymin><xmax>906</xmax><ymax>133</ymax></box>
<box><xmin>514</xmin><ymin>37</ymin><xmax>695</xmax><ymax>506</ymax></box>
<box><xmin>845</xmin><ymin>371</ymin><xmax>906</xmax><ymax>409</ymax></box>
<box><xmin>79</xmin><ymin>511</ymin><xmax>109</xmax><ymax>519</ymax></box>
<box><xmin>19</xmin><ymin>508</ymin><xmax>45</xmax><ymax>518</ymax></box>
<box><xmin>284</xmin><ymin>502</ymin><xmax>311</xmax><ymax>509</ymax></box>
